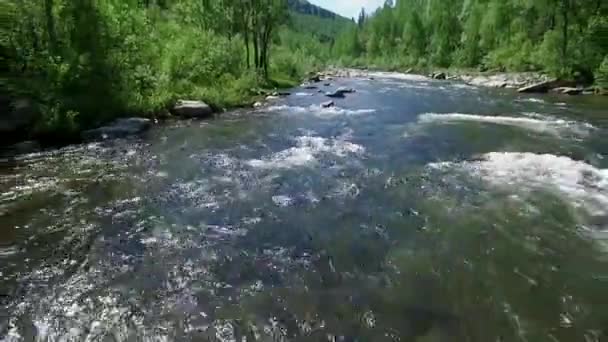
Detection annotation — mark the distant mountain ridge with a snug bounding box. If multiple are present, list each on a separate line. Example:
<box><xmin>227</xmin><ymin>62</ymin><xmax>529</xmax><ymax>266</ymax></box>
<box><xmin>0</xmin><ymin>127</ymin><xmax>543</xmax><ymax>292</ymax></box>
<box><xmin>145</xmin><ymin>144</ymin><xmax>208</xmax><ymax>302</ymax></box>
<box><xmin>286</xmin><ymin>0</ymin><xmax>354</xmax><ymax>43</ymax></box>
<box><xmin>287</xmin><ymin>0</ymin><xmax>346</xmax><ymax>20</ymax></box>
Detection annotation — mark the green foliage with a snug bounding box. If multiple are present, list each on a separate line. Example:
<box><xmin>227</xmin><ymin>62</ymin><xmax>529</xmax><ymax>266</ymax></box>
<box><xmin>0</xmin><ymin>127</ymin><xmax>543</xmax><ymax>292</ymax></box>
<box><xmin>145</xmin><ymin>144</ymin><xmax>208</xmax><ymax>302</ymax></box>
<box><xmin>1</xmin><ymin>0</ymin><xmax>342</xmax><ymax>139</ymax></box>
<box><xmin>596</xmin><ymin>56</ymin><xmax>608</xmax><ymax>88</ymax></box>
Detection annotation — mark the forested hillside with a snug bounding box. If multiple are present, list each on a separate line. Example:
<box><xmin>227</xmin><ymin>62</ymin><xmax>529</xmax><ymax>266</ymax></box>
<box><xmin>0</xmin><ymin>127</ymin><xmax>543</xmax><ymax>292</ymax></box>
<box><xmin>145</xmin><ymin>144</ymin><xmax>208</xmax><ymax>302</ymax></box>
<box><xmin>289</xmin><ymin>9</ymin><xmax>353</xmax><ymax>43</ymax></box>
<box><xmin>275</xmin><ymin>0</ymin><xmax>352</xmax><ymax>77</ymax></box>
<box><xmin>334</xmin><ymin>0</ymin><xmax>607</xmax><ymax>85</ymax></box>
<box><xmin>288</xmin><ymin>0</ymin><xmax>339</xmax><ymax>19</ymax></box>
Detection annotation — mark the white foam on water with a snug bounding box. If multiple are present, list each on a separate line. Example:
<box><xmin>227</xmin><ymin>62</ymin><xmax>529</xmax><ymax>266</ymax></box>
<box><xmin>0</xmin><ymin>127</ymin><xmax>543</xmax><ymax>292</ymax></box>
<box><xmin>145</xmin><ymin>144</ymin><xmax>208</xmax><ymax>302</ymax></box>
<box><xmin>272</xmin><ymin>195</ymin><xmax>293</xmax><ymax>207</ymax></box>
<box><xmin>367</xmin><ymin>71</ymin><xmax>430</xmax><ymax>82</ymax></box>
<box><xmin>430</xmin><ymin>152</ymin><xmax>608</xmax><ymax>218</ymax></box>
<box><xmin>294</xmin><ymin>92</ymin><xmax>312</xmax><ymax>96</ymax></box>
<box><xmin>418</xmin><ymin>113</ymin><xmax>594</xmax><ymax>136</ymax></box>
<box><xmin>397</xmin><ymin>83</ymin><xmax>440</xmax><ymax>90</ymax></box>
<box><xmin>18</xmin><ymin>272</ymin><xmax>176</xmax><ymax>342</ymax></box>
<box><xmin>330</xmin><ymin>182</ymin><xmax>361</xmax><ymax>199</ymax></box>
<box><xmin>0</xmin><ymin>245</ymin><xmax>19</xmax><ymax>257</ymax></box>
<box><xmin>266</xmin><ymin>105</ymin><xmax>376</xmax><ymax>118</ymax></box>
<box><xmin>247</xmin><ymin>136</ymin><xmax>364</xmax><ymax>169</ymax></box>
<box><xmin>451</xmin><ymin>83</ymin><xmax>477</xmax><ymax>90</ymax></box>
<box><xmin>518</xmin><ymin>98</ymin><xmax>545</xmax><ymax>104</ymax></box>
<box><xmin>242</xmin><ymin>217</ymin><xmax>262</xmax><ymax>225</ymax></box>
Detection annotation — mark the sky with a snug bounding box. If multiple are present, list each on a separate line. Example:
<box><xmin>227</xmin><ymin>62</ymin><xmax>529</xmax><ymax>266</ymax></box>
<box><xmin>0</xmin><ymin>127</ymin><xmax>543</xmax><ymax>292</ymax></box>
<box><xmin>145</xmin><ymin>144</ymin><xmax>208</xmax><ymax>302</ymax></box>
<box><xmin>308</xmin><ymin>0</ymin><xmax>385</xmax><ymax>20</ymax></box>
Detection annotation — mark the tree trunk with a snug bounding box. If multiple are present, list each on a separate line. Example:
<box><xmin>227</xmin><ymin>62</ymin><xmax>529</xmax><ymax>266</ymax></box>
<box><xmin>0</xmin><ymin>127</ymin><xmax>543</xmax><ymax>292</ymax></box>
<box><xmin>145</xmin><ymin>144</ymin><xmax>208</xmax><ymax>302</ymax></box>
<box><xmin>44</xmin><ymin>0</ymin><xmax>57</xmax><ymax>53</ymax></box>
<box><xmin>561</xmin><ymin>0</ymin><xmax>569</xmax><ymax>60</ymax></box>
<box><xmin>253</xmin><ymin>33</ymin><xmax>259</xmax><ymax>69</ymax></box>
<box><xmin>262</xmin><ymin>25</ymin><xmax>272</xmax><ymax>78</ymax></box>
<box><xmin>244</xmin><ymin>31</ymin><xmax>250</xmax><ymax>69</ymax></box>
<box><xmin>252</xmin><ymin>9</ymin><xmax>259</xmax><ymax>69</ymax></box>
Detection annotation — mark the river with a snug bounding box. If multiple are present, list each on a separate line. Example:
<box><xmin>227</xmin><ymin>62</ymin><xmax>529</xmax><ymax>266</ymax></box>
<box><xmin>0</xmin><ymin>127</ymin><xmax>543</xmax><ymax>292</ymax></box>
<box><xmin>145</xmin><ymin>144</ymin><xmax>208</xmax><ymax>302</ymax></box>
<box><xmin>1</xmin><ymin>72</ymin><xmax>607</xmax><ymax>341</ymax></box>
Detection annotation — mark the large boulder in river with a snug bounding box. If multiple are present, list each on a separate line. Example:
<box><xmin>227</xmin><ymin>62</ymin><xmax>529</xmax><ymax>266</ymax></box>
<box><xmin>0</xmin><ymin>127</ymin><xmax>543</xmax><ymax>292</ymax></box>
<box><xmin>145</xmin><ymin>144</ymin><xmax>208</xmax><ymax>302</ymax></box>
<box><xmin>171</xmin><ymin>100</ymin><xmax>214</xmax><ymax>118</ymax></box>
<box><xmin>325</xmin><ymin>87</ymin><xmax>355</xmax><ymax>98</ymax></box>
<box><xmin>82</xmin><ymin>118</ymin><xmax>151</xmax><ymax>141</ymax></box>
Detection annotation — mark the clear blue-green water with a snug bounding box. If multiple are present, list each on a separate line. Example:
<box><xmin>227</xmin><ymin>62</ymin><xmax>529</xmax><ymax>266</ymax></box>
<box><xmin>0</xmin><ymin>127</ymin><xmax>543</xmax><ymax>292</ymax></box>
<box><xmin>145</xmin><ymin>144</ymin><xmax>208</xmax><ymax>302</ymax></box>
<box><xmin>1</xmin><ymin>72</ymin><xmax>608</xmax><ymax>341</ymax></box>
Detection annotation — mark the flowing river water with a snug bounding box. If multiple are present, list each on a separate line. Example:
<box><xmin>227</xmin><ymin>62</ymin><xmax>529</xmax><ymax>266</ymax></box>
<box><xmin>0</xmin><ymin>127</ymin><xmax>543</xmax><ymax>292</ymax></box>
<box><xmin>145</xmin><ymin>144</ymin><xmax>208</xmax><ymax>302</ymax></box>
<box><xmin>1</xmin><ymin>72</ymin><xmax>607</xmax><ymax>341</ymax></box>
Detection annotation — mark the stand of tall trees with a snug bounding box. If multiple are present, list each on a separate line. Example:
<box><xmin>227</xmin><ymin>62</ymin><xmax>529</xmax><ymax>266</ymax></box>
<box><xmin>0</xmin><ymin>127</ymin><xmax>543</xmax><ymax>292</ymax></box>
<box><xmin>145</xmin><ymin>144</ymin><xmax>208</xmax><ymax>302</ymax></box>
<box><xmin>335</xmin><ymin>0</ymin><xmax>607</xmax><ymax>84</ymax></box>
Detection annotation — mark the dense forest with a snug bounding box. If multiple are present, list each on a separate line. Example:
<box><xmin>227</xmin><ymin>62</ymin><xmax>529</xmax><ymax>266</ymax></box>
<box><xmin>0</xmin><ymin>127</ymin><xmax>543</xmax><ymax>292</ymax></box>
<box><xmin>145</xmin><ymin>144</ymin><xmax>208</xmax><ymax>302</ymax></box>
<box><xmin>334</xmin><ymin>0</ymin><xmax>607</xmax><ymax>85</ymax></box>
<box><xmin>1</xmin><ymin>0</ymin><xmax>607</xmax><ymax>142</ymax></box>
<box><xmin>0</xmin><ymin>0</ymin><xmax>343</xmax><ymax>141</ymax></box>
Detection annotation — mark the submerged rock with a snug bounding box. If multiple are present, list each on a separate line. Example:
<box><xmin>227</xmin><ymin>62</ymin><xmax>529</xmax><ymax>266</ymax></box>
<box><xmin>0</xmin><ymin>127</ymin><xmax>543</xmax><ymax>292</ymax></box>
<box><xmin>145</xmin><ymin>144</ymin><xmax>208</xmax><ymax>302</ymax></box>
<box><xmin>325</xmin><ymin>87</ymin><xmax>356</xmax><ymax>98</ymax></box>
<box><xmin>171</xmin><ymin>100</ymin><xmax>214</xmax><ymax>118</ymax></box>
<box><xmin>303</xmin><ymin>85</ymin><xmax>318</xmax><ymax>90</ymax></box>
<box><xmin>82</xmin><ymin>118</ymin><xmax>152</xmax><ymax>141</ymax></box>
<box><xmin>321</xmin><ymin>101</ymin><xmax>335</xmax><ymax>108</ymax></box>
<box><xmin>325</xmin><ymin>91</ymin><xmax>344</xmax><ymax>98</ymax></box>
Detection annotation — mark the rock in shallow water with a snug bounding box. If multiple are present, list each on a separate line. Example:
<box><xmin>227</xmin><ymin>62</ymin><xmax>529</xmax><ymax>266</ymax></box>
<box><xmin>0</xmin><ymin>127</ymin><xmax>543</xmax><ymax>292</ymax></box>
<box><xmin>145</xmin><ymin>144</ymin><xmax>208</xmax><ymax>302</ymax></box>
<box><xmin>325</xmin><ymin>87</ymin><xmax>356</xmax><ymax>98</ymax></box>
<box><xmin>171</xmin><ymin>100</ymin><xmax>214</xmax><ymax>118</ymax></box>
<box><xmin>82</xmin><ymin>118</ymin><xmax>151</xmax><ymax>141</ymax></box>
<box><xmin>321</xmin><ymin>101</ymin><xmax>335</xmax><ymax>108</ymax></box>
<box><xmin>432</xmin><ymin>72</ymin><xmax>447</xmax><ymax>80</ymax></box>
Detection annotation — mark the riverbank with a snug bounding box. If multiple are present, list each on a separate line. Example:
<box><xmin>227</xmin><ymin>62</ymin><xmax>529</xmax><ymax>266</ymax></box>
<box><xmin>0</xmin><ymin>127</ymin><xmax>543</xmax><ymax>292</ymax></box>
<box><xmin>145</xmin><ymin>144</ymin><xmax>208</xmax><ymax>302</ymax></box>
<box><xmin>318</xmin><ymin>67</ymin><xmax>608</xmax><ymax>95</ymax></box>
<box><xmin>0</xmin><ymin>74</ymin><xmax>303</xmax><ymax>155</ymax></box>
<box><xmin>3</xmin><ymin>66</ymin><xmax>606</xmax><ymax>157</ymax></box>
